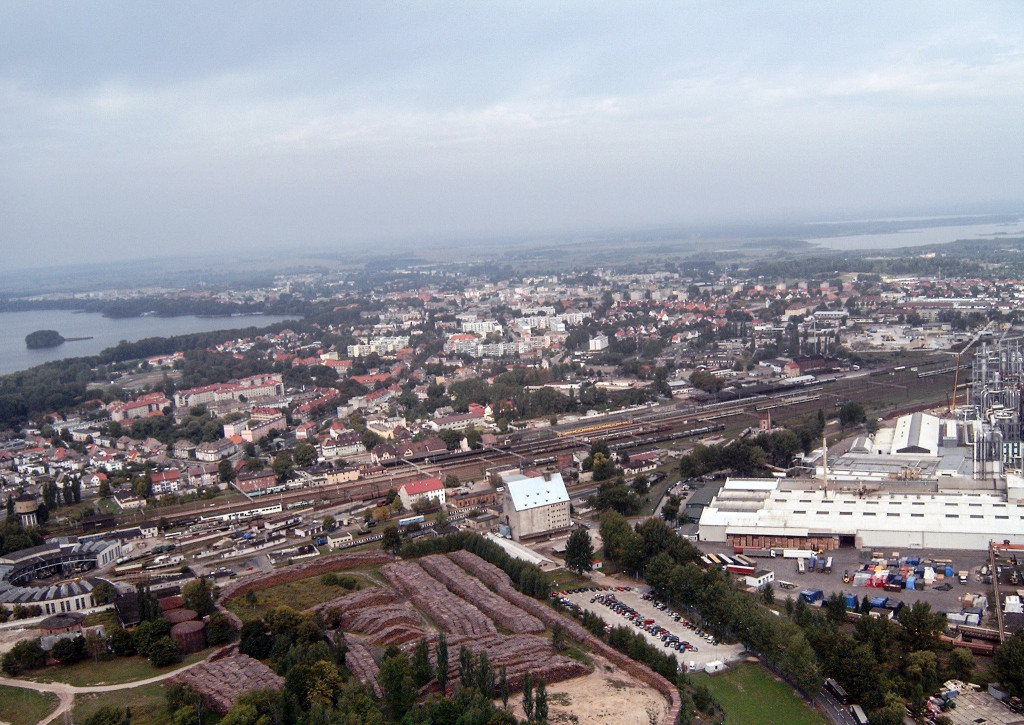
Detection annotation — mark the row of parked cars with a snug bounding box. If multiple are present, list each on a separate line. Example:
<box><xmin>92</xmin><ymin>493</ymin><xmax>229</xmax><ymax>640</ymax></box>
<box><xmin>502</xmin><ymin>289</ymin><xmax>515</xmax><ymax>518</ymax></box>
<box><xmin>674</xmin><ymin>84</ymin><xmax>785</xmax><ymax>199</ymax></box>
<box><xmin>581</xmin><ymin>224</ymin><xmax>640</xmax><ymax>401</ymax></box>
<box><xmin>591</xmin><ymin>592</ymin><xmax>707</xmax><ymax>653</ymax></box>
<box><xmin>642</xmin><ymin>592</ymin><xmax>720</xmax><ymax>647</ymax></box>
<box><xmin>553</xmin><ymin>584</ymin><xmax>633</xmax><ymax>616</ymax></box>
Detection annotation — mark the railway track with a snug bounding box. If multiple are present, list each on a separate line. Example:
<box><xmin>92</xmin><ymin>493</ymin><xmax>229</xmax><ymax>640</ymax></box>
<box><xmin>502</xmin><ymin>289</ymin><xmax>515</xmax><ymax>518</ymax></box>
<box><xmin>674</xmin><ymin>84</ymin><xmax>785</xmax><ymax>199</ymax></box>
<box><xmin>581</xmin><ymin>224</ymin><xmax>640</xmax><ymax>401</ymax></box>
<box><xmin>133</xmin><ymin>365</ymin><xmax>960</xmax><ymax>526</ymax></box>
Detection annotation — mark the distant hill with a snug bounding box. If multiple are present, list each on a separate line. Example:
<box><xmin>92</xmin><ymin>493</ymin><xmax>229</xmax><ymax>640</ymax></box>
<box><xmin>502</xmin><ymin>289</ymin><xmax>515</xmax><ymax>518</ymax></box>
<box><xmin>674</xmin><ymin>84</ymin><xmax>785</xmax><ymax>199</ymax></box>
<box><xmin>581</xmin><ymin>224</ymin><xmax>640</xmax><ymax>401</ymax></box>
<box><xmin>25</xmin><ymin>329</ymin><xmax>65</xmax><ymax>349</ymax></box>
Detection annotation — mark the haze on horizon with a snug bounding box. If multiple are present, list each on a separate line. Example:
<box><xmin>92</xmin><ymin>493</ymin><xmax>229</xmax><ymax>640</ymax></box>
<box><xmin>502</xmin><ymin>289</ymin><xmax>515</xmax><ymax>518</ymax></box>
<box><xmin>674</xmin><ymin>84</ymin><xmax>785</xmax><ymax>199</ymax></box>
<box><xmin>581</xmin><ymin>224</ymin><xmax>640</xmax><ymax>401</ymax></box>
<box><xmin>1</xmin><ymin>1</ymin><xmax>1022</xmax><ymax>272</ymax></box>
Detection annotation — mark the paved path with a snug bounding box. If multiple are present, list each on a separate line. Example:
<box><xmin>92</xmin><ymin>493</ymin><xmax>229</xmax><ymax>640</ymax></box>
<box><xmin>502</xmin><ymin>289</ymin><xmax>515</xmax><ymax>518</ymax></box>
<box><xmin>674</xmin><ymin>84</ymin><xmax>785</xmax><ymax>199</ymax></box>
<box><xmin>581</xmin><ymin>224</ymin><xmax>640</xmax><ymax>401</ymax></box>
<box><xmin>0</xmin><ymin>652</ymin><xmax>216</xmax><ymax>725</ymax></box>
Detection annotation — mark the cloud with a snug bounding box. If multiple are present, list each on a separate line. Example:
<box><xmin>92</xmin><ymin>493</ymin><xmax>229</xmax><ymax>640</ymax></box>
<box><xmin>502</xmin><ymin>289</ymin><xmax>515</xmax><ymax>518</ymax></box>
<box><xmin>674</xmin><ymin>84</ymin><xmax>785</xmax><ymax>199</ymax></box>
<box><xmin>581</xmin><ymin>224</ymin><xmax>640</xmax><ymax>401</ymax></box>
<box><xmin>0</xmin><ymin>2</ymin><xmax>1022</xmax><ymax>269</ymax></box>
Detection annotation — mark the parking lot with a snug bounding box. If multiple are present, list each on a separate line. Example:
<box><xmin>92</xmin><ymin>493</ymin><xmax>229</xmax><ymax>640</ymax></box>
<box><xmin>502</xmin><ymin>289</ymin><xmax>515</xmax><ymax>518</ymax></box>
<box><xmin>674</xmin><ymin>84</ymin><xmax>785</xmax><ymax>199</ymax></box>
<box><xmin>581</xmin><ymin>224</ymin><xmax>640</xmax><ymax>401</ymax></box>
<box><xmin>560</xmin><ymin>586</ymin><xmax>744</xmax><ymax>671</ymax></box>
<box><xmin>697</xmin><ymin>543</ymin><xmax>994</xmax><ymax>617</ymax></box>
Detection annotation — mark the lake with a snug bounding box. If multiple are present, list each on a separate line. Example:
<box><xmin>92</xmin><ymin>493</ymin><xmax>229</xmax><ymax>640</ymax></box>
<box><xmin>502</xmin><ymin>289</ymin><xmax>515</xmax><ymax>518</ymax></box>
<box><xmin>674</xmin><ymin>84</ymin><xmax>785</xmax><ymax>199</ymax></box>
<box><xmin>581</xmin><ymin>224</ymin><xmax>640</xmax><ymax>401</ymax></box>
<box><xmin>0</xmin><ymin>310</ymin><xmax>297</xmax><ymax>376</ymax></box>
<box><xmin>805</xmin><ymin>218</ymin><xmax>1024</xmax><ymax>251</ymax></box>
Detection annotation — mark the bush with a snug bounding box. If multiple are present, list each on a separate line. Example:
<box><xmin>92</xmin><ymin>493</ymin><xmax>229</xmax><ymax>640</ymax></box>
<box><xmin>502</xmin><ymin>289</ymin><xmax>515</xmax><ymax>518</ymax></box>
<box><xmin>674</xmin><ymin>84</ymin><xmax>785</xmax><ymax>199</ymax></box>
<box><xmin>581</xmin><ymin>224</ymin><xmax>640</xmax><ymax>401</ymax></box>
<box><xmin>206</xmin><ymin>611</ymin><xmax>235</xmax><ymax>646</ymax></box>
<box><xmin>1</xmin><ymin>638</ymin><xmax>46</xmax><ymax>676</ymax></box>
<box><xmin>148</xmin><ymin>636</ymin><xmax>181</xmax><ymax>667</ymax></box>
<box><xmin>51</xmin><ymin>636</ymin><xmax>86</xmax><ymax>665</ymax></box>
<box><xmin>107</xmin><ymin>627</ymin><xmax>137</xmax><ymax>657</ymax></box>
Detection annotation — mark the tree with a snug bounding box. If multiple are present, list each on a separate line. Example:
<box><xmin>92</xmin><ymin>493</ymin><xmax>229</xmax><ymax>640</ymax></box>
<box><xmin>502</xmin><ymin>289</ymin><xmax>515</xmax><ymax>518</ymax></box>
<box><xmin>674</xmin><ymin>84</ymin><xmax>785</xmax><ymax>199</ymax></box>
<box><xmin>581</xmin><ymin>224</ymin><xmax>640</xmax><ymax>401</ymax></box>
<box><xmin>412</xmin><ymin>638</ymin><xmax>432</xmax><ymax>688</ymax></box>
<box><xmin>551</xmin><ymin>623</ymin><xmax>567</xmax><ymax>652</ymax></box>
<box><xmin>499</xmin><ymin>665</ymin><xmax>509</xmax><ymax>709</ymax></box>
<box><xmin>239</xmin><ymin>619</ymin><xmax>273</xmax><ymax>659</ymax></box>
<box><xmin>1</xmin><ymin>639</ymin><xmax>45</xmax><ymax>675</ymax></box>
<box><xmin>947</xmin><ymin>647</ymin><xmax>975</xmax><ymax>684</ymax></box>
<box><xmin>272</xmin><ymin>452</ymin><xmax>293</xmax><ymax>482</ymax></box>
<box><xmin>435</xmin><ymin>632</ymin><xmax>449</xmax><ymax>691</ymax></box>
<box><xmin>92</xmin><ymin>580</ymin><xmax>117</xmax><ymax>605</ymax></box>
<box><xmin>760</xmin><ymin>582</ymin><xmax>775</xmax><ymax>606</ymax></box>
<box><xmin>897</xmin><ymin>601</ymin><xmax>946</xmax><ymax>653</ymax></box>
<box><xmin>476</xmin><ymin>649</ymin><xmax>494</xmax><ymax>697</ymax></box>
<box><xmin>218</xmin><ymin>458</ymin><xmax>235</xmax><ymax>483</ymax></box>
<box><xmin>107</xmin><ymin>627</ymin><xmax>136</xmax><ymax>657</ymax></box>
<box><xmin>459</xmin><ymin>645</ymin><xmax>475</xmax><ymax>688</ymax></box>
<box><xmin>243</xmin><ymin>589</ymin><xmax>258</xmax><ymax>611</ymax></box>
<box><xmin>838</xmin><ymin>401</ymin><xmax>866</xmax><ymax>428</ymax></box>
<box><xmin>293</xmin><ymin>443</ymin><xmax>317</xmax><ymax>467</ymax></box>
<box><xmin>51</xmin><ymin>636</ymin><xmax>85</xmax><ymax>665</ymax></box>
<box><xmin>522</xmin><ymin>671</ymin><xmax>534</xmax><ymax>721</ymax></box>
<box><xmin>564</xmin><ymin>527</ymin><xmax>594</xmax><ymax>575</ymax></box>
<box><xmin>994</xmin><ymin>628</ymin><xmax>1024</xmax><ymax>698</ymax></box>
<box><xmin>661</xmin><ymin>494</ymin><xmax>680</xmax><ymax>523</ymax></box>
<box><xmin>182</xmin><ymin>577</ymin><xmax>216</xmax><ymax>617</ymax></box>
<box><xmin>382</xmin><ymin>525</ymin><xmax>402</xmax><ymax>555</ymax></box>
<box><xmin>379</xmin><ymin>650</ymin><xmax>415</xmax><ymax>719</ymax></box>
<box><xmin>206</xmin><ymin>611</ymin><xmax>234</xmax><ymax>646</ymax></box>
<box><xmin>148</xmin><ymin>635</ymin><xmax>181</xmax><ymax>667</ymax></box>
<box><xmin>534</xmin><ymin>679</ymin><xmax>549</xmax><ymax>723</ymax></box>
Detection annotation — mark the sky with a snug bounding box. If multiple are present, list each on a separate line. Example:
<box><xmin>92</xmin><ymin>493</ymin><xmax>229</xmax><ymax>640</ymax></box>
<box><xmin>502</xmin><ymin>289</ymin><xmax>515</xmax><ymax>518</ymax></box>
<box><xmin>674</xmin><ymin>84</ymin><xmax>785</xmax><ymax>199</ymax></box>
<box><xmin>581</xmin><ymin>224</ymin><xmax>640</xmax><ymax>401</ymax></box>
<box><xmin>1</xmin><ymin>2</ymin><xmax>1023</xmax><ymax>270</ymax></box>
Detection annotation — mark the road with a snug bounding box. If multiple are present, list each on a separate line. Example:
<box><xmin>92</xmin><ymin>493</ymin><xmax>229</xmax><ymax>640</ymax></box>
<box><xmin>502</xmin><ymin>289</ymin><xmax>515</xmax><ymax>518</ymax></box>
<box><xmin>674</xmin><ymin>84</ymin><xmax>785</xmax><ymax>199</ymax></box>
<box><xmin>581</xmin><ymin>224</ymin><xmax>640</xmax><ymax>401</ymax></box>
<box><xmin>816</xmin><ymin>690</ymin><xmax>856</xmax><ymax>725</ymax></box>
<box><xmin>0</xmin><ymin>647</ymin><xmax>223</xmax><ymax>725</ymax></box>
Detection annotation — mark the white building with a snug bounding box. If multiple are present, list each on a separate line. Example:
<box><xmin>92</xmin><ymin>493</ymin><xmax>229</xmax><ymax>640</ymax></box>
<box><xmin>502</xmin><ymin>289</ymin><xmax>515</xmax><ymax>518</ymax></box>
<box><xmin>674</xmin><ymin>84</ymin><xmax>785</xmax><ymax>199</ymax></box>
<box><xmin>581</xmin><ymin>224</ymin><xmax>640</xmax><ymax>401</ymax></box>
<box><xmin>500</xmin><ymin>472</ymin><xmax>571</xmax><ymax>541</ymax></box>
<box><xmin>398</xmin><ymin>477</ymin><xmax>447</xmax><ymax>510</ymax></box>
<box><xmin>589</xmin><ymin>335</ymin><xmax>610</xmax><ymax>352</ymax></box>
<box><xmin>699</xmin><ymin>478</ymin><xmax>1024</xmax><ymax>551</ymax></box>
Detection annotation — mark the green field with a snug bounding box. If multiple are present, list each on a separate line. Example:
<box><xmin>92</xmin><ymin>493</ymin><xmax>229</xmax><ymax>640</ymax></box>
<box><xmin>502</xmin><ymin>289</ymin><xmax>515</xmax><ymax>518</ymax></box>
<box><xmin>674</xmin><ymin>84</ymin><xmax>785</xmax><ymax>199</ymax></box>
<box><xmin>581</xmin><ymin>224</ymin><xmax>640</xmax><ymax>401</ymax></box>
<box><xmin>71</xmin><ymin>682</ymin><xmax>171</xmax><ymax>725</ymax></box>
<box><xmin>691</xmin><ymin>662</ymin><xmax>826</xmax><ymax>725</ymax></box>
<box><xmin>0</xmin><ymin>684</ymin><xmax>60</xmax><ymax>725</ymax></box>
<box><xmin>225</xmin><ymin>571</ymin><xmax>376</xmax><ymax>621</ymax></box>
<box><xmin>25</xmin><ymin>648</ymin><xmax>210</xmax><ymax>687</ymax></box>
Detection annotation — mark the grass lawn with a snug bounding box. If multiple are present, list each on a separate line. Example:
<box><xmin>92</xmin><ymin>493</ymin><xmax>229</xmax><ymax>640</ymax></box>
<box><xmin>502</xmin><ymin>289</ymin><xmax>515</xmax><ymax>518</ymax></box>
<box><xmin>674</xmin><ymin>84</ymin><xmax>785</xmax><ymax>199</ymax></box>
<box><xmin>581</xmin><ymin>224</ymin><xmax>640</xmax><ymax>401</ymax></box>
<box><xmin>26</xmin><ymin>648</ymin><xmax>210</xmax><ymax>687</ymax></box>
<box><xmin>71</xmin><ymin>682</ymin><xmax>178</xmax><ymax>725</ymax></box>
<box><xmin>547</xmin><ymin>569</ymin><xmax>592</xmax><ymax>592</ymax></box>
<box><xmin>690</xmin><ymin>662</ymin><xmax>826</xmax><ymax>725</ymax></box>
<box><xmin>82</xmin><ymin>608</ymin><xmax>119</xmax><ymax>629</ymax></box>
<box><xmin>225</xmin><ymin>571</ymin><xmax>376</xmax><ymax>620</ymax></box>
<box><xmin>0</xmin><ymin>684</ymin><xmax>60</xmax><ymax>725</ymax></box>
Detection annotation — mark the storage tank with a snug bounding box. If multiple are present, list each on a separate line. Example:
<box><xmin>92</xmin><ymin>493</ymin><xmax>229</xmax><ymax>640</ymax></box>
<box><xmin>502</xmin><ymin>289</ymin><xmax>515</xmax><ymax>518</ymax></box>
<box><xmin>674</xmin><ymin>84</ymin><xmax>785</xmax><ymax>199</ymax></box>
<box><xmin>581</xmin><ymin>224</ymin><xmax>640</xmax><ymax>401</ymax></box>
<box><xmin>159</xmin><ymin>595</ymin><xmax>184</xmax><ymax>612</ymax></box>
<box><xmin>165</xmin><ymin>608</ymin><xmax>198</xmax><ymax>625</ymax></box>
<box><xmin>170</xmin><ymin>620</ymin><xmax>206</xmax><ymax>654</ymax></box>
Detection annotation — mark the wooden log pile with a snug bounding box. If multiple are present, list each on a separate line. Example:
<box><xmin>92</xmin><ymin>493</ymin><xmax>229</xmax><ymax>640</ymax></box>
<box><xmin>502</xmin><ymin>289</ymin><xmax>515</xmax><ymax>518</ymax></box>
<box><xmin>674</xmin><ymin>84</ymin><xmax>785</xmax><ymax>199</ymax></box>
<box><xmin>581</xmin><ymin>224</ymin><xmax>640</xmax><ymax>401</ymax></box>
<box><xmin>381</xmin><ymin>561</ymin><xmax>495</xmax><ymax>636</ymax></box>
<box><xmin>448</xmin><ymin>550</ymin><xmax>682</xmax><ymax>725</ymax></box>
<box><xmin>171</xmin><ymin>653</ymin><xmax>285</xmax><ymax>714</ymax></box>
<box><xmin>402</xmin><ymin>632</ymin><xmax>590</xmax><ymax>697</ymax></box>
<box><xmin>310</xmin><ymin>586</ymin><xmax>395</xmax><ymax>619</ymax></box>
<box><xmin>417</xmin><ymin>554</ymin><xmax>544</xmax><ymax>634</ymax></box>
<box><xmin>343</xmin><ymin>633</ymin><xmax>383</xmax><ymax>698</ymax></box>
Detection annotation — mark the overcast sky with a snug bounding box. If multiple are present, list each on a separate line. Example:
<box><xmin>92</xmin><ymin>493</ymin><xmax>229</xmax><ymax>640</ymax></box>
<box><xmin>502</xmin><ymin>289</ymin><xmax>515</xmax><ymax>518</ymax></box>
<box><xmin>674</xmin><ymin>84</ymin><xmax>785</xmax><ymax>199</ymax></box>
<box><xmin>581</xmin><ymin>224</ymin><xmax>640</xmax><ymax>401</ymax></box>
<box><xmin>1</xmin><ymin>2</ymin><xmax>1022</xmax><ymax>270</ymax></box>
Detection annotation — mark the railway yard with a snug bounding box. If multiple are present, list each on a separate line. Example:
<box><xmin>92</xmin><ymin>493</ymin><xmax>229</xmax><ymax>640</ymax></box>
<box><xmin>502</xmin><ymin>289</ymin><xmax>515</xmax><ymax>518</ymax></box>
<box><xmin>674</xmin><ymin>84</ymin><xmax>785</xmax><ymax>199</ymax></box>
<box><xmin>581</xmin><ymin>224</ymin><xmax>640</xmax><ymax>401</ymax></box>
<box><xmin>133</xmin><ymin>359</ymin><xmax>960</xmax><ymax>531</ymax></box>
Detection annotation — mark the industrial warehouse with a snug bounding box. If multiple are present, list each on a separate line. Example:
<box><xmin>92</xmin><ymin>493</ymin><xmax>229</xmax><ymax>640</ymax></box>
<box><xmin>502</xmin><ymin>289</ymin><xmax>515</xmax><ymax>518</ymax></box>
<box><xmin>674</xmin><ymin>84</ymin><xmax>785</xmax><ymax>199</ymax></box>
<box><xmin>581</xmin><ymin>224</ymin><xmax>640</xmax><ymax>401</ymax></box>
<box><xmin>699</xmin><ymin>341</ymin><xmax>1024</xmax><ymax>551</ymax></box>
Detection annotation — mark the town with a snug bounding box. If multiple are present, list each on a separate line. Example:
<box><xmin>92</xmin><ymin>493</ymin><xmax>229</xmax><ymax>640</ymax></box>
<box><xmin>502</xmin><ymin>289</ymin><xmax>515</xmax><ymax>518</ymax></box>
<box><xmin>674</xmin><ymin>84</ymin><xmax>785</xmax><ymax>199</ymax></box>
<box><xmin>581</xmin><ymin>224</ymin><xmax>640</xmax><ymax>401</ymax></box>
<box><xmin>0</xmin><ymin>254</ymin><xmax>1023</xmax><ymax>725</ymax></box>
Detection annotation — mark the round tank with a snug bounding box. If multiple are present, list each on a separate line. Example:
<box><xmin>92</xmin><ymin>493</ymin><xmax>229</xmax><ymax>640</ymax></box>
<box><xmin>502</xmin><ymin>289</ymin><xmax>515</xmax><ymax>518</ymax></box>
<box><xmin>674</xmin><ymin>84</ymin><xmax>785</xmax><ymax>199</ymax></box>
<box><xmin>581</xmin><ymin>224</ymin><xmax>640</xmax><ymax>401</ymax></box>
<box><xmin>158</xmin><ymin>595</ymin><xmax>184</xmax><ymax>611</ymax></box>
<box><xmin>170</xmin><ymin>620</ymin><xmax>206</xmax><ymax>654</ymax></box>
<box><xmin>165</xmin><ymin>608</ymin><xmax>198</xmax><ymax>625</ymax></box>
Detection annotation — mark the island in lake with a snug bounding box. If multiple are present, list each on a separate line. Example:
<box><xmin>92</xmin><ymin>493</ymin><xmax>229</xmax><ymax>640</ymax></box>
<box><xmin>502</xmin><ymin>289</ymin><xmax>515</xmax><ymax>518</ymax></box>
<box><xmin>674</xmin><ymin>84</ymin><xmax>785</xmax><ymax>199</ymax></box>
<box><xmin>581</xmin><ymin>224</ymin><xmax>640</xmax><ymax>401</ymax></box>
<box><xmin>24</xmin><ymin>330</ymin><xmax>94</xmax><ymax>349</ymax></box>
<box><xmin>25</xmin><ymin>329</ymin><xmax>65</xmax><ymax>348</ymax></box>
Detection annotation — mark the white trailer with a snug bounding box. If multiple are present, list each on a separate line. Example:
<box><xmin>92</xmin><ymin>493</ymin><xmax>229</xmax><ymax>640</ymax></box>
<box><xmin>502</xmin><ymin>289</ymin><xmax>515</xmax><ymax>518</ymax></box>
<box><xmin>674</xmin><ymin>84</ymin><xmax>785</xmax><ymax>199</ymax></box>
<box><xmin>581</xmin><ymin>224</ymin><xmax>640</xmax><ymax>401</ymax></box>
<box><xmin>783</xmin><ymin>549</ymin><xmax>814</xmax><ymax>559</ymax></box>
